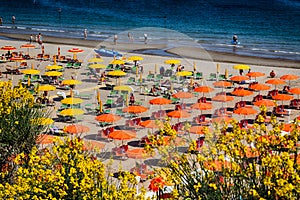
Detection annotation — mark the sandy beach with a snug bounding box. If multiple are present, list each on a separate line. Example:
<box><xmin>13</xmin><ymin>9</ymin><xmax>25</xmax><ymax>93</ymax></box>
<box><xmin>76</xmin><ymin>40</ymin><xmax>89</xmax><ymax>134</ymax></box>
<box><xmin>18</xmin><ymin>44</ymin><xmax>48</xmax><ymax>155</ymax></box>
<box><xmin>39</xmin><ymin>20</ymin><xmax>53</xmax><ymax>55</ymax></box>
<box><xmin>1</xmin><ymin>33</ymin><xmax>300</xmax><ymax>192</ymax></box>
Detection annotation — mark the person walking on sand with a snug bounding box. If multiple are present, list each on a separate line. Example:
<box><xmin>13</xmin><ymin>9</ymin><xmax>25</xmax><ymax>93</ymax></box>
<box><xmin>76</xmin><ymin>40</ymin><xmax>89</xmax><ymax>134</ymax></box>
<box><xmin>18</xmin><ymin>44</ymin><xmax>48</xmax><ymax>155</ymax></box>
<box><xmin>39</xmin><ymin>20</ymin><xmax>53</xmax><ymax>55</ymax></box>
<box><xmin>128</xmin><ymin>32</ymin><xmax>133</xmax><ymax>42</ymax></box>
<box><xmin>113</xmin><ymin>34</ymin><xmax>118</xmax><ymax>45</ymax></box>
<box><xmin>37</xmin><ymin>33</ymin><xmax>43</xmax><ymax>48</ymax></box>
<box><xmin>0</xmin><ymin>17</ymin><xmax>3</xmax><ymax>26</ymax></box>
<box><xmin>84</xmin><ymin>29</ymin><xmax>87</xmax><ymax>40</ymax></box>
<box><xmin>29</xmin><ymin>34</ymin><xmax>33</xmax><ymax>44</ymax></box>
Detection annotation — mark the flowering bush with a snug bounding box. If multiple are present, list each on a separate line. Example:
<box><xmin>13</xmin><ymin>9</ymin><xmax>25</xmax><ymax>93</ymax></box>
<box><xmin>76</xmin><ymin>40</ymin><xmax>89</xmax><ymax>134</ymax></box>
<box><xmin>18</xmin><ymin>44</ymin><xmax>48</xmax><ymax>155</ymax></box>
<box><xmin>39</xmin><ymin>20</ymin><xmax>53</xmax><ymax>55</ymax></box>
<box><xmin>0</xmin><ymin>137</ymin><xmax>143</xmax><ymax>199</ymax></box>
<box><xmin>0</xmin><ymin>81</ymin><xmax>51</xmax><ymax>182</ymax></box>
<box><xmin>154</xmin><ymin>116</ymin><xmax>300</xmax><ymax>199</ymax></box>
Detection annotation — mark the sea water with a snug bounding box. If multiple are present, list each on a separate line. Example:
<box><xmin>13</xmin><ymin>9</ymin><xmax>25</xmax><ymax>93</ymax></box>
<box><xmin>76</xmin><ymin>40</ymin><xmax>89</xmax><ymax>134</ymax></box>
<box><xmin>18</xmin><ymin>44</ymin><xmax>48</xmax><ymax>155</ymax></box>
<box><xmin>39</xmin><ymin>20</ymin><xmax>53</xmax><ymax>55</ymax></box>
<box><xmin>0</xmin><ymin>0</ymin><xmax>299</xmax><ymax>61</ymax></box>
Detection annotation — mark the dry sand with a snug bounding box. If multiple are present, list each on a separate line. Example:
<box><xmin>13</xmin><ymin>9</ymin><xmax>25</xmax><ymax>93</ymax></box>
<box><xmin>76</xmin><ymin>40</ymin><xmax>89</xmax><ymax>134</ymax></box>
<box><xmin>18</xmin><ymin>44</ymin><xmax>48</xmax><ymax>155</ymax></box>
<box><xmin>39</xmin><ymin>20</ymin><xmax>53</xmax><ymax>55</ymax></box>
<box><xmin>1</xmin><ymin>33</ymin><xmax>299</xmax><ymax>192</ymax></box>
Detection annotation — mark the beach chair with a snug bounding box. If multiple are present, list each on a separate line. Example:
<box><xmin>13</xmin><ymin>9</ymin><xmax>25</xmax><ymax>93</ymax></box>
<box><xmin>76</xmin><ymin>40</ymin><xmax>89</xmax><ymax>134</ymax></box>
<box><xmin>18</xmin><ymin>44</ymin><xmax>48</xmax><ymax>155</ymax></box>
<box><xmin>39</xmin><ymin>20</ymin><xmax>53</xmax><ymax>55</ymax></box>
<box><xmin>208</xmin><ymin>73</ymin><xmax>217</xmax><ymax>81</ymax></box>
<box><xmin>126</xmin><ymin>77</ymin><xmax>136</xmax><ymax>85</ymax></box>
<box><xmin>195</xmin><ymin>72</ymin><xmax>203</xmax><ymax>80</ymax></box>
<box><xmin>146</xmin><ymin>74</ymin><xmax>155</xmax><ymax>81</ymax></box>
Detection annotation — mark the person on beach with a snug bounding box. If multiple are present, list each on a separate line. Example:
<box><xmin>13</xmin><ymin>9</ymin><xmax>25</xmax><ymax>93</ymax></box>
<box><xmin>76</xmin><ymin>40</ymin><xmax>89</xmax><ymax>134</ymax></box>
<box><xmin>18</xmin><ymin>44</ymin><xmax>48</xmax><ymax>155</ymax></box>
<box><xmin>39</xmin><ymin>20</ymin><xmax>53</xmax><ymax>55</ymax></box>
<box><xmin>270</xmin><ymin>70</ymin><xmax>276</xmax><ymax>78</ymax></box>
<box><xmin>129</xmin><ymin>93</ymin><xmax>135</xmax><ymax>105</ymax></box>
<box><xmin>12</xmin><ymin>15</ymin><xmax>15</xmax><ymax>26</ymax></box>
<box><xmin>37</xmin><ymin>33</ymin><xmax>43</xmax><ymax>48</ymax></box>
<box><xmin>113</xmin><ymin>34</ymin><xmax>118</xmax><ymax>45</ymax></box>
<box><xmin>29</xmin><ymin>34</ymin><xmax>33</xmax><ymax>43</ymax></box>
<box><xmin>84</xmin><ymin>29</ymin><xmax>87</xmax><ymax>40</ymax></box>
<box><xmin>128</xmin><ymin>32</ymin><xmax>133</xmax><ymax>42</ymax></box>
<box><xmin>144</xmin><ymin>33</ymin><xmax>148</xmax><ymax>44</ymax></box>
<box><xmin>0</xmin><ymin>17</ymin><xmax>3</xmax><ymax>26</ymax></box>
<box><xmin>233</xmin><ymin>34</ymin><xmax>238</xmax><ymax>43</ymax></box>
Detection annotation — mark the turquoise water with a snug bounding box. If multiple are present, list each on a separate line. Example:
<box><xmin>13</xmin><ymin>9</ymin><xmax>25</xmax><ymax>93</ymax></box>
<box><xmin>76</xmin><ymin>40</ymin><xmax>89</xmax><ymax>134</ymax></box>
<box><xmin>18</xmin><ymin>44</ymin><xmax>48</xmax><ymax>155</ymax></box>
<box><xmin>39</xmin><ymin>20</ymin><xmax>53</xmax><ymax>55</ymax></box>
<box><xmin>0</xmin><ymin>0</ymin><xmax>299</xmax><ymax>61</ymax></box>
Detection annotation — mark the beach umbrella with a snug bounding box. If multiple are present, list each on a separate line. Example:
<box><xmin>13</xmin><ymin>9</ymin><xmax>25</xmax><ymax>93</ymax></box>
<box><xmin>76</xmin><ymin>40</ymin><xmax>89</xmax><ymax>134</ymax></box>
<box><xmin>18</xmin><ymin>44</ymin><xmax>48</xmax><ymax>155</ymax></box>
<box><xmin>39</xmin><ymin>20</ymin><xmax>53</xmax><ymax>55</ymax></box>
<box><xmin>234</xmin><ymin>106</ymin><xmax>257</xmax><ymax>116</ymax></box>
<box><xmin>272</xmin><ymin>94</ymin><xmax>293</xmax><ymax>102</ymax></box>
<box><xmin>231</xmin><ymin>89</ymin><xmax>254</xmax><ymax>100</ymax></box>
<box><xmin>266</xmin><ymin>79</ymin><xmax>286</xmax><ymax>89</ymax></box>
<box><xmin>64</xmin><ymin>124</ymin><xmax>90</xmax><ymax>134</ymax></box>
<box><xmin>128</xmin><ymin>56</ymin><xmax>144</xmax><ymax>67</ymax></box>
<box><xmin>38</xmin><ymin>85</ymin><xmax>56</xmax><ymax>92</ymax></box>
<box><xmin>83</xmin><ymin>140</ymin><xmax>105</xmax><ymax>151</ymax></box>
<box><xmin>253</xmin><ymin>99</ymin><xmax>276</xmax><ymax>107</ymax></box>
<box><xmin>172</xmin><ymin>91</ymin><xmax>194</xmax><ymax>99</ymax></box>
<box><xmin>213</xmin><ymin>81</ymin><xmax>232</xmax><ymax>88</ymax></box>
<box><xmin>61</xmin><ymin>79</ymin><xmax>82</xmax><ymax>85</ymax></box>
<box><xmin>44</xmin><ymin>71</ymin><xmax>63</xmax><ymax>77</ymax></box>
<box><xmin>230</xmin><ymin>75</ymin><xmax>249</xmax><ymax>82</ymax></box>
<box><xmin>107</xmin><ymin>70</ymin><xmax>126</xmax><ymax>77</ymax></box>
<box><xmin>246</xmin><ymin>71</ymin><xmax>265</xmax><ymax>78</ymax></box>
<box><xmin>212</xmin><ymin>116</ymin><xmax>233</xmax><ymax>124</ymax></box>
<box><xmin>190</xmin><ymin>102</ymin><xmax>213</xmax><ymax>111</ymax></box>
<box><xmin>194</xmin><ymin>86</ymin><xmax>214</xmax><ymax>93</ymax></box>
<box><xmin>113</xmin><ymin>85</ymin><xmax>134</xmax><ymax>92</ymax></box>
<box><xmin>20</xmin><ymin>43</ymin><xmax>35</xmax><ymax>55</ymax></box>
<box><xmin>233</xmin><ymin>64</ymin><xmax>250</xmax><ymax>70</ymax></box>
<box><xmin>36</xmin><ymin>134</ymin><xmax>56</xmax><ymax>145</ymax></box>
<box><xmin>20</xmin><ymin>69</ymin><xmax>40</xmax><ymax>75</ymax></box>
<box><xmin>149</xmin><ymin>97</ymin><xmax>172</xmax><ymax>105</ymax></box>
<box><xmin>95</xmin><ymin>113</ymin><xmax>122</xmax><ymax>123</ymax></box>
<box><xmin>280</xmin><ymin>74</ymin><xmax>299</xmax><ymax>86</ymax></box>
<box><xmin>212</xmin><ymin>95</ymin><xmax>234</xmax><ymax>102</ymax></box>
<box><xmin>250</xmin><ymin>83</ymin><xmax>271</xmax><ymax>92</ymax></box>
<box><xmin>289</xmin><ymin>88</ymin><xmax>300</xmax><ymax>100</ymax></box>
<box><xmin>176</xmin><ymin>71</ymin><xmax>193</xmax><ymax>77</ymax></box>
<box><xmin>110</xmin><ymin>59</ymin><xmax>125</xmax><ymax>65</ymax></box>
<box><xmin>123</xmin><ymin>105</ymin><xmax>148</xmax><ymax>114</ymax></box>
<box><xmin>88</xmin><ymin>57</ymin><xmax>104</xmax><ymax>63</ymax></box>
<box><xmin>164</xmin><ymin>59</ymin><xmax>181</xmax><ymax>65</ymax></box>
<box><xmin>189</xmin><ymin>126</ymin><xmax>211</xmax><ymax>135</ymax></box>
<box><xmin>108</xmin><ymin>130</ymin><xmax>136</xmax><ymax>140</ymax></box>
<box><xmin>68</xmin><ymin>47</ymin><xmax>84</xmax><ymax>60</ymax></box>
<box><xmin>139</xmin><ymin>120</ymin><xmax>163</xmax><ymax>129</ymax></box>
<box><xmin>126</xmin><ymin>148</ymin><xmax>154</xmax><ymax>159</ymax></box>
<box><xmin>88</xmin><ymin>64</ymin><xmax>106</xmax><ymax>69</ymax></box>
<box><xmin>61</xmin><ymin>97</ymin><xmax>83</xmax><ymax>105</ymax></box>
<box><xmin>10</xmin><ymin>56</ymin><xmax>26</xmax><ymax>66</ymax></box>
<box><xmin>167</xmin><ymin>110</ymin><xmax>190</xmax><ymax>119</ymax></box>
<box><xmin>1</xmin><ymin>45</ymin><xmax>16</xmax><ymax>51</ymax></box>
<box><xmin>59</xmin><ymin>108</ymin><xmax>84</xmax><ymax>116</ymax></box>
<box><xmin>46</xmin><ymin>64</ymin><xmax>63</xmax><ymax>71</ymax></box>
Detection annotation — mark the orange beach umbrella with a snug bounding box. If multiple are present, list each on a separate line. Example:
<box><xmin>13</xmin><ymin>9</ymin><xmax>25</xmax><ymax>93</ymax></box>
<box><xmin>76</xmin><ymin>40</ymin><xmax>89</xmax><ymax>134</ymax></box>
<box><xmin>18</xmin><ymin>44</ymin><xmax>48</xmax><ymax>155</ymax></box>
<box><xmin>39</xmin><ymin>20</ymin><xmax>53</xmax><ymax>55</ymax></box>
<box><xmin>246</xmin><ymin>71</ymin><xmax>265</xmax><ymax>78</ymax></box>
<box><xmin>272</xmin><ymin>94</ymin><xmax>293</xmax><ymax>101</ymax></box>
<box><xmin>20</xmin><ymin>43</ymin><xmax>35</xmax><ymax>55</ymax></box>
<box><xmin>167</xmin><ymin>110</ymin><xmax>190</xmax><ymax>118</ymax></box>
<box><xmin>149</xmin><ymin>97</ymin><xmax>172</xmax><ymax>105</ymax></box>
<box><xmin>172</xmin><ymin>91</ymin><xmax>194</xmax><ymax>99</ymax></box>
<box><xmin>123</xmin><ymin>105</ymin><xmax>148</xmax><ymax>114</ymax></box>
<box><xmin>68</xmin><ymin>47</ymin><xmax>84</xmax><ymax>60</ymax></box>
<box><xmin>64</xmin><ymin>124</ymin><xmax>90</xmax><ymax>134</ymax></box>
<box><xmin>230</xmin><ymin>75</ymin><xmax>249</xmax><ymax>82</ymax></box>
<box><xmin>83</xmin><ymin>140</ymin><xmax>105</xmax><ymax>151</ymax></box>
<box><xmin>189</xmin><ymin>126</ymin><xmax>211</xmax><ymax>135</ymax></box>
<box><xmin>1</xmin><ymin>45</ymin><xmax>16</xmax><ymax>51</ymax></box>
<box><xmin>266</xmin><ymin>79</ymin><xmax>286</xmax><ymax>89</ymax></box>
<box><xmin>194</xmin><ymin>86</ymin><xmax>214</xmax><ymax>93</ymax></box>
<box><xmin>280</xmin><ymin>74</ymin><xmax>299</xmax><ymax>81</ymax></box>
<box><xmin>213</xmin><ymin>81</ymin><xmax>232</xmax><ymax>88</ymax></box>
<box><xmin>108</xmin><ymin>130</ymin><xmax>136</xmax><ymax>140</ymax></box>
<box><xmin>36</xmin><ymin>134</ymin><xmax>56</xmax><ymax>145</ymax></box>
<box><xmin>231</xmin><ymin>89</ymin><xmax>253</xmax><ymax>97</ymax></box>
<box><xmin>249</xmin><ymin>83</ymin><xmax>271</xmax><ymax>91</ymax></box>
<box><xmin>139</xmin><ymin>120</ymin><xmax>163</xmax><ymax>129</ymax></box>
<box><xmin>234</xmin><ymin>107</ymin><xmax>257</xmax><ymax>116</ymax></box>
<box><xmin>95</xmin><ymin>113</ymin><xmax>122</xmax><ymax>123</ymax></box>
<box><xmin>212</xmin><ymin>95</ymin><xmax>234</xmax><ymax>102</ymax></box>
<box><xmin>126</xmin><ymin>148</ymin><xmax>154</xmax><ymax>159</ymax></box>
<box><xmin>190</xmin><ymin>102</ymin><xmax>213</xmax><ymax>110</ymax></box>
<box><xmin>253</xmin><ymin>99</ymin><xmax>276</xmax><ymax>107</ymax></box>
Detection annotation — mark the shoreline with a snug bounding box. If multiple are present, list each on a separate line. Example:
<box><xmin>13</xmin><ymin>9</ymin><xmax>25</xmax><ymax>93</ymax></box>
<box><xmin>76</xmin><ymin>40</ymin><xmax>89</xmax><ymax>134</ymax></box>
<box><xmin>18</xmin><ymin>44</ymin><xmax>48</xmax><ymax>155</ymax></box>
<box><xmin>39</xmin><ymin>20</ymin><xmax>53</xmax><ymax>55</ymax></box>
<box><xmin>1</xmin><ymin>32</ymin><xmax>300</xmax><ymax>68</ymax></box>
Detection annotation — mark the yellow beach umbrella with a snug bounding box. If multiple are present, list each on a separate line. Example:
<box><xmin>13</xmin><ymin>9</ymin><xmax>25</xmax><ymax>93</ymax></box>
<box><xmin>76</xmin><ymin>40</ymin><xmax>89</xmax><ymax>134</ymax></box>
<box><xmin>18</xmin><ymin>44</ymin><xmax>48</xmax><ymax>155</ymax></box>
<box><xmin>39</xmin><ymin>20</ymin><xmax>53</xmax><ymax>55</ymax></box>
<box><xmin>44</xmin><ymin>71</ymin><xmax>63</xmax><ymax>77</ymax></box>
<box><xmin>46</xmin><ymin>65</ymin><xmax>63</xmax><ymax>71</ymax></box>
<box><xmin>61</xmin><ymin>97</ymin><xmax>84</xmax><ymax>105</ymax></box>
<box><xmin>88</xmin><ymin>57</ymin><xmax>103</xmax><ymax>63</ymax></box>
<box><xmin>176</xmin><ymin>71</ymin><xmax>193</xmax><ymax>77</ymax></box>
<box><xmin>233</xmin><ymin>64</ymin><xmax>250</xmax><ymax>70</ymax></box>
<box><xmin>165</xmin><ymin>59</ymin><xmax>181</xmax><ymax>65</ymax></box>
<box><xmin>113</xmin><ymin>85</ymin><xmax>134</xmax><ymax>92</ymax></box>
<box><xmin>110</xmin><ymin>59</ymin><xmax>125</xmax><ymax>65</ymax></box>
<box><xmin>62</xmin><ymin>79</ymin><xmax>82</xmax><ymax>85</ymax></box>
<box><xmin>107</xmin><ymin>70</ymin><xmax>126</xmax><ymax>77</ymax></box>
<box><xmin>38</xmin><ymin>85</ymin><xmax>56</xmax><ymax>91</ymax></box>
<box><xmin>128</xmin><ymin>56</ymin><xmax>144</xmax><ymax>61</ymax></box>
<box><xmin>21</xmin><ymin>69</ymin><xmax>40</xmax><ymax>75</ymax></box>
<box><xmin>89</xmin><ymin>64</ymin><xmax>106</xmax><ymax>69</ymax></box>
<box><xmin>60</xmin><ymin>108</ymin><xmax>84</xmax><ymax>116</ymax></box>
